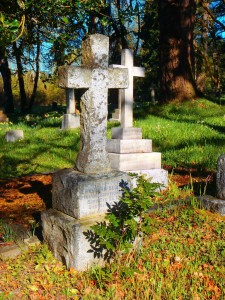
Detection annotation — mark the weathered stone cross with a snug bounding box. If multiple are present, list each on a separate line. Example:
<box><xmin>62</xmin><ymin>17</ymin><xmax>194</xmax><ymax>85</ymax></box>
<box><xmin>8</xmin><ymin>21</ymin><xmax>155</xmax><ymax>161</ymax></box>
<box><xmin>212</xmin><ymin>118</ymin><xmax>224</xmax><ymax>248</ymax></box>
<box><xmin>111</xmin><ymin>49</ymin><xmax>145</xmax><ymax>127</ymax></box>
<box><xmin>58</xmin><ymin>34</ymin><xmax>128</xmax><ymax>173</ymax></box>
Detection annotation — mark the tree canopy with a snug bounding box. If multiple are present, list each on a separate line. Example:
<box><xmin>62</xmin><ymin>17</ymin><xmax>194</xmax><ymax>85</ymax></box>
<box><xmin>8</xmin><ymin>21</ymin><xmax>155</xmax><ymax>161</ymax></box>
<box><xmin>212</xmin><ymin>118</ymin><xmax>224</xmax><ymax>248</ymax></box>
<box><xmin>0</xmin><ymin>0</ymin><xmax>225</xmax><ymax>112</ymax></box>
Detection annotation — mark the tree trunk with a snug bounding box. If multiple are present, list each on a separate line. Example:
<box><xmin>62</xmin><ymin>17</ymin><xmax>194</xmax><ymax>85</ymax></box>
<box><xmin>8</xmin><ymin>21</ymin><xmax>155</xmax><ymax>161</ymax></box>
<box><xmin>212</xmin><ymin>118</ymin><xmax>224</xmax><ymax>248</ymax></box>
<box><xmin>29</xmin><ymin>35</ymin><xmax>41</xmax><ymax>111</ymax></box>
<box><xmin>159</xmin><ymin>0</ymin><xmax>199</xmax><ymax>102</ymax></box>
<box><xmin>13</xmin><ymin>42</ymin><xmax>27</xmax><ymax>112</ymax></box>
<box><xmin>0</xmin><ymin>50</ymin><xmax>14</xmax><ymax>113</ymax></box>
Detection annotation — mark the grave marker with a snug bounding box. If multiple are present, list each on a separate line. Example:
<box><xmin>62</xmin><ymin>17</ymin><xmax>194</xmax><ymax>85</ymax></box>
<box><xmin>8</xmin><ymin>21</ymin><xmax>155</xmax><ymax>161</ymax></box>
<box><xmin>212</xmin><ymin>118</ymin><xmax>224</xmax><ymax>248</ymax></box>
<box><xmin>59</xmin><ymin>34</ymin><xmax>129</xmax><ymax>173</ymax></box>
<box><xmin>107</xmin><ymin>49</ymin><xmax>168</xmax><ymax>187</ymax></box>
<box><xmin>61</xmin><ymin>88</ymin><xmax>80</xmax><ymax>129</ymax></box>
<box><xmin>41</xmin><ymin>34</ymin><xmax>130</xmax><ymax>270</ymax></box>
<box><xmin>110</xmin><ymin>49</ymin><xmax>145</xmax><ymax>125</ymax></box>
<box><xmin>199</xmin><ymin>154</ymin><xmax>225</xmax><ymax>216</ymax></box>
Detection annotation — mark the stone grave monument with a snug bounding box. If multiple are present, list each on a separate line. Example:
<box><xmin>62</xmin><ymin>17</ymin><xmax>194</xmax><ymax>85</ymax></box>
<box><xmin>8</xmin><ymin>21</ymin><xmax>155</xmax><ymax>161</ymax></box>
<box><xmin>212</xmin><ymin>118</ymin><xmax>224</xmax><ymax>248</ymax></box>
<box><xmin>41</xmin><ymin>34</ymin><xmax>129</xmax><ymax>270</ymax></box>
<box><xmin>110</xmin><ymin>49</ymin><xmax>145</xmax><ymax>122</ymax></box>
<box><xmin>61</xmin><ymin>88</ymin><xmax>80</xmax><ymax>129</ymax></box>
<box><xmin>199</xmin><ymin>154</ymin><xmax>225</xmax><ymax>215</ymax></box>
<box><xmin>5</xmin><ymin>130</ymin><xmax>24</xmax><ymax>142</ymax></box>
<box><xmin>107</xmin><ymin>49</ymin><xmax>168</xmax><ymax>187</ymax></box>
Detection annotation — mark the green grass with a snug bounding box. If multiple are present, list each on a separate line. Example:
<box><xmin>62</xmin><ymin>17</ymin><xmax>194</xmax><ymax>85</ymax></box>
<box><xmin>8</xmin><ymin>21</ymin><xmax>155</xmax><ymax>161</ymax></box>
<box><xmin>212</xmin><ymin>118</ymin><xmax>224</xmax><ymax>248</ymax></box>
<box><xmin>1</xmin><ymin>201</ymin><xmax>225</xmax><ymax>299</ymax></box>
<box><xmin>0</xmin><ymin>112</ymin><xmax>80</xmax><ymax>178</ymax></box>
<box><xmin>134</xmin><ymin>98</ymin><xmax>225</xmax><ymax>171</ymax></box>
<box><xmin>0</xmin><ymin>98</ymin><xmax>224</xmax><ymax>179</ymax></box>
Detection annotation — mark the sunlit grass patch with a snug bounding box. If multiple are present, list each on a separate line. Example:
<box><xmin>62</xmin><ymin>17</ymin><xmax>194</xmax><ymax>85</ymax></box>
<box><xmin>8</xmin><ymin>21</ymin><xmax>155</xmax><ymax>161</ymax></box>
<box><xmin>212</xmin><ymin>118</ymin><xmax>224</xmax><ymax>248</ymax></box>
<box><xmin>0</xmin><ymin>97</ymin><xmax>224</xmax><ymax>178</ymax></box>
<box><xmin>135</xmin><ymin>98</ymin><xmax>225</xmax><ymax>171</ymax></box>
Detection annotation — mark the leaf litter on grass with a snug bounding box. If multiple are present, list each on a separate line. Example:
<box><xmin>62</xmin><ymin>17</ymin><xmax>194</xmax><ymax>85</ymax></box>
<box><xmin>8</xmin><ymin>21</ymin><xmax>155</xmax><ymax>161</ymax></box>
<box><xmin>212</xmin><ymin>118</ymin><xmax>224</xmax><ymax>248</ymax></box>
<box><xmin>0</xmin><ymin>173</ymin><xmax>225</xmax><ymax>299</ymax></box>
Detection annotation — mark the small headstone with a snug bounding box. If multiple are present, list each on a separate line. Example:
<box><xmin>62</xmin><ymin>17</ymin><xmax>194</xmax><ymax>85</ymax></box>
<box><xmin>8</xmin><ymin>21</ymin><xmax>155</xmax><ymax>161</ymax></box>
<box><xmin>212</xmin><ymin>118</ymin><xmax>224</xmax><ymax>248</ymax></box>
<box><xmin>61</xmin><ymin>113</ymin><xmax>80</xmax><ymax>129</ymax></box>
<box><xmin>66</xmin><ymin>88</ymin><xmax>76</xmax><ymax>114</ymax></box>
<box><xmin>216</xmin><ymin>154</ymin><xmax>225</xmax><ymax>199</ymax></box>
<box><xmin>5</xmin><ymin>130</ymin><xmax>24</xmax><ymax>142</ymax></box>
<box><xmin>198</xmin><ymin>155</ymin><xmax>225</xmax><ymax>215</ymax></box>
<box><xmin>61</xmin><ymin>88</ymin><xmax>80</xmax><ymax>129</ymax></box>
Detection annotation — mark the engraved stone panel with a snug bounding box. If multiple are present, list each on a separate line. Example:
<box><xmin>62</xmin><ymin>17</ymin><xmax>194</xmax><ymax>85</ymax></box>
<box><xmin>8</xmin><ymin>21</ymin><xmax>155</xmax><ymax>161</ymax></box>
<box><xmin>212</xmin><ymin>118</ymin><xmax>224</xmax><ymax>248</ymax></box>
<box><xmin>52</xmin><ymin>168</ymin><xmax>129</xmax><ymax>219</ymax></box>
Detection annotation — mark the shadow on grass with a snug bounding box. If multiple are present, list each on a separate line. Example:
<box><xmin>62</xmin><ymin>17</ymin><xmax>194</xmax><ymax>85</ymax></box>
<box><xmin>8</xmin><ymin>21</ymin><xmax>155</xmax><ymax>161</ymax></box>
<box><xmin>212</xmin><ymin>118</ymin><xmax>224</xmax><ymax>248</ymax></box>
<box><xmin>0</xmin><ymin>134</ymin><xmax>80</xmax><ymax>179</ymax></box>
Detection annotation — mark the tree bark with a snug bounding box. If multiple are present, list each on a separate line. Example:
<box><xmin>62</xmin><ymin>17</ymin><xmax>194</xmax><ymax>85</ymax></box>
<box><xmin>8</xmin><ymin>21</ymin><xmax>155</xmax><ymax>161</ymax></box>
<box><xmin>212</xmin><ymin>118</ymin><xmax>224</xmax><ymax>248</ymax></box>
<box><xmin>29</xmin><ymin>34</ymin><xmax>41</xmax><ymax>111</ymax></box>
<box><xmin>159</xmin><ymin>0</ymin><xmax>199</xmax><ymax>102</ymax></box>
<box><xmin>0</xmin><ymin>50</ymin><xmax>14</xmax><ymax>113</ymax></box>
<box><xmin>13</xmin><ymin>42</ymin><xmax>27</xmax><ymax>112</ymax></box>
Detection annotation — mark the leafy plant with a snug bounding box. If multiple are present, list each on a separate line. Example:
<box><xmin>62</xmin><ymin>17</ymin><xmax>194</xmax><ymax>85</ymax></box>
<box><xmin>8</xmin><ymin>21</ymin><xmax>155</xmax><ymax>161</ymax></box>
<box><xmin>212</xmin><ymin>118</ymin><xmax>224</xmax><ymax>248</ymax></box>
<box><xmin>84</xmin><ymin>174</ymin><xmax>161</xmax><ymax>261</ymax></box>
<box><xmin>0</xmin><ymin>221</ymin><xmax>15</xmax><ymax>242</ymax></box>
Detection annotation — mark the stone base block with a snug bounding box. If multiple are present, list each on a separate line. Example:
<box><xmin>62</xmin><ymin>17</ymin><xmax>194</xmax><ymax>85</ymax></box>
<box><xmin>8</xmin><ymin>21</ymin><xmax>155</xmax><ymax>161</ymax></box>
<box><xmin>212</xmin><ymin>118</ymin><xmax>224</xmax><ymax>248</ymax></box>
<box><xmin>61</xmin><ymin>114</ymin><xmax>80</xmax><ymax>129</ymax></box>
<box><xmin>41</xmin><ymin>209</ymin><xmax>104</xmax><ymax>271</ymax></box>
<box><xmin>107</xmin><ymin>139</ymin><xmax>152</xmax><ymax>154</ymax></box>
<box><xmin>128</xmin><ymin>169</ymin><xmax>168</xmax><ymax>190</ymax></box>
<box><xmin>5</xmin><ymin>130</ymin><xmax>24</xmax><ymax>142</ymax></box>
<box><xmin>111</xmin><ymin>108</ymin><xmax>121</xmax><ymax>121</ymax></box>
<box><xmin>112</xmin><ymin>127</ymin><xmax>142</xmax><ymax>139</ymax></box>
<box><xmin>198</xmin><ymin>195</ymin><xmax>225</xmax><ymax>216</ymax></box>
<box><xmin>108</xmin><ymin>152</ymin><xmax>161</xmax><ymax>171</ymax></box>
<box><xmin>52</xmin><ymin>168</ymin><xmax>129</xmax><ymax>219</ymax></box>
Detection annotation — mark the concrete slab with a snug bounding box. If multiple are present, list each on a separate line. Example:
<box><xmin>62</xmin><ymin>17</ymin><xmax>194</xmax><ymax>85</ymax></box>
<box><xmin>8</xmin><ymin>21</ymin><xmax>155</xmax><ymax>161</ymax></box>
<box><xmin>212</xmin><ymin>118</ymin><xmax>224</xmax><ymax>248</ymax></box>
<box><xmin>128</xmin><ymin>169</ymin><xmax>168</xmax><ymax>189</ymax></box>
<box><xmin>112</xmin><ymin>127</ymin><xmax>142</xmax><ymax>139</ymax></box>
<box><xmin>107</xmin><ymin>139</ymin><xmax>152</xmax><ymax>153</ymax></box>
<box><xmin>41</xmin><ymin>209</ymin><xmax>105</xmax><ymax>271</ymax></box>
<box><xmin>0</xmin><ymin>236</ymin><xmax>40</xmax><ymax>260</ymax></box>
<box><xmin>108</xmin><ymin>152</ymin><xmax>161</xmax><ymax>171</ymax></box>
<box><xmin>198</xmin><ymin>195</ymin><xmax>225</xmax><ymax>216</ymax></box>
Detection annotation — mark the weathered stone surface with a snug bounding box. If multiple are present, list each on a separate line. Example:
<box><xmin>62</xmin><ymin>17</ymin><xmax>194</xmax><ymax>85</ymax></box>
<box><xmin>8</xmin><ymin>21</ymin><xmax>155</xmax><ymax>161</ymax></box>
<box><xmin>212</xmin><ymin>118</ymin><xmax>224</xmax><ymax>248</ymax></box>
<box><xmin>5</xmin><ymin>130</ymin><xmax>24</xmax><ymax>142</ymax></box>
<box><xmin>216</xmin><ymin>154</ymin><xmax>225</xmax><ymax>200</ymax></box>
<box><xmin>108</xmin><ymin>152</ymin><xmax>161</xmax><ymax>171</ymax></box>
<box><xmin>0</xmin><ymin>244</ymin><xmax>23</xmax><ymax>259</ymax></box>
<box><xmin>58</xmin><ymin>34</ymin><xmax>129</xmax><ymax>174</ymax></box>
<box><xmin>199</xmin><ymin>195</ymin><xmax>225</xmax><ymax>216</ymax></box>
<box><xmin>0</xmin><ymin>236</ymin><xmax>40</xmax><ymax>260</ymax></box>
<box><xmin>41</xmin><ymin>209</ymin><xmax>104</xmax><ymax>271</ymax></box>
<box><xmin>66</xmin><ymin>88</ymin><xmax>76</xmax><ymax>114</ymax></box>
<box><xmin>110</xmin><ymin>108</ymin><xmax>121</xmax><ymax>122</ymax></box>
<box><xmin>61</xmin><ymin>114</ymin><xmax>80</xmax><ymax>129</ymax></box>
<box><xmin>128</xmin><ymin>169</ymin><xmax>168</xmax><ymax>189</ymax></box>
<box><xmin>107</xmin><ymin>139</ymin><xmax>152</xmax><ymax>154</ymax></box>
<box><xmin>110</xmin><ymin>49</ymin><xmax>145</xmax><ymax>128</ymax></box>
<box><xmin>52</xmin><ymin>168</ymin><xmax>129</xmax><ymax>219</ymax></box>
<box><xmin>112</xmin><ymin>127</ymin><xmax>142</xmax><ymax>140</ymax></box>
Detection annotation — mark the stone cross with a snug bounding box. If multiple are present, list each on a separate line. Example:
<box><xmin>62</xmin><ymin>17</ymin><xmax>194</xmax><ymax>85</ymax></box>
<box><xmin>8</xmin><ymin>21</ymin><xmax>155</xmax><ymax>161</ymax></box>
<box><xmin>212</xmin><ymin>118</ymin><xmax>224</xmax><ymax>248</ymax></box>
<box><xmin>111</xmin><ymin>49</ymin><xmax>145</xmax><ymax>127</ymax></box>
<box><xmin>58</xmin><ymin>34</ymin><xmax>129</xmax><ymax>173</ymax></box>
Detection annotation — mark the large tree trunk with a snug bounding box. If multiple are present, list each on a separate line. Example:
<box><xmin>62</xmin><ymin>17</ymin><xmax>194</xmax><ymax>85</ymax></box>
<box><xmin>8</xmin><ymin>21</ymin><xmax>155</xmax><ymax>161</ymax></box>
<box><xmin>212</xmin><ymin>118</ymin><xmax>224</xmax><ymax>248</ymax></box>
<box><xmin>0</xmin><ymin>50</ymin><xmax>14</xmax><ymax>114</ymax></box>
<box><xmin>13</xmin><ymin>42</ymin><xmax>27</xmax><ymax>112</ymax></box>
<box><xmin>159</xmin><ymin>0</ymin><xmax>199</xmax><ymax>102</ymax></box>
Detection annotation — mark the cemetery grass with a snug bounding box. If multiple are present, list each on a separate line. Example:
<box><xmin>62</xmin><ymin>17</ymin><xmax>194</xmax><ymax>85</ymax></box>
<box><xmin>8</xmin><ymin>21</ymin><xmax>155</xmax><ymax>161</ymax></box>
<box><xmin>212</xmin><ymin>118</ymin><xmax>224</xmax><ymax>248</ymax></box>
<box><xmin>135</xmin><ymin>98</ymin><xmax>225</xmax><ymax>173</ymax></box>
<box><xmin>0</xmin><ymin>98</ymin><xmax>224</xmax><ymax>179</ymax></box>
<box><xmin>0</xmin><ymin>98</ymin><xmax>224</xmax><ymax>299</ymax></box>
<box><xmin>1</xmin><ymin>195</ymin><xmax>225</xmax><ymax>299</ymax></box>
